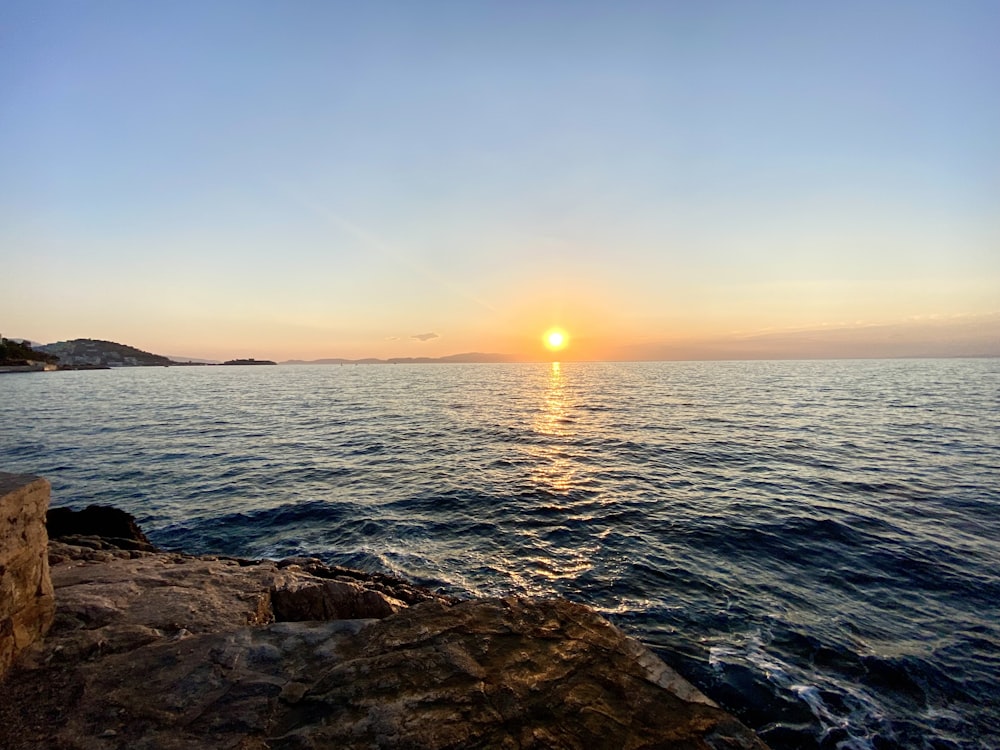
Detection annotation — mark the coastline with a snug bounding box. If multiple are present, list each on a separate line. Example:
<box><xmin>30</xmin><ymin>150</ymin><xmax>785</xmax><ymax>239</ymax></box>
<box><xmin>0</xmin><ymin>473</ymin><xmax>768</xmax><ymax>749</ymax></box>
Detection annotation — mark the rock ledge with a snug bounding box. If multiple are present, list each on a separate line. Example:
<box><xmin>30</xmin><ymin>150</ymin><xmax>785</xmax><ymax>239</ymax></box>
<box><xmin>0</xmin><ymin>484</ymin><xmax>768</xmax><ymax>749</ymax></box>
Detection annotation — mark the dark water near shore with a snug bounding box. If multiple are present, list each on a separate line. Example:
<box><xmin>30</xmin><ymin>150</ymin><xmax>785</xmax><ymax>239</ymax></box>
<box><xmin>2</xmin><ymin>360</ymin><xmax>998</xmax><ymax>749</ymax></box>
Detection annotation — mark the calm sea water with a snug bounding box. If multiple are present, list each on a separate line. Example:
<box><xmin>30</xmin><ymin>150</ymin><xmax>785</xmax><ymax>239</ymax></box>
<box><xmin>2</xmin><ymin>360</ymin><xmax>998</xmax><ymax>749</ymax></box>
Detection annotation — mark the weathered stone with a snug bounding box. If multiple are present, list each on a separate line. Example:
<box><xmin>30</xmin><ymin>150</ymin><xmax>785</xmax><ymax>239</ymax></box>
<box><xmin>275</xmin><ymin>557</ymin><xmax>452</xmax><ymax>607</ymax></box>
<box><xmin>0</xmin><ymin>472</ymin><xmax>55</xmax><ymax>679</ymax></box>
<box><xmin>31</xmin><ymin>540</ymin><xmax>447</xmax><ymax>664</ymax></box>
<box><xmin>0</xmin><ymin>538</ymin><xmax>767</xmax><ymax>748</ymax></box>
<box><xmin>0</xmin><ymin>494</ymin><xmax>771</xmax><ymax>750</ymax></box>
<box><xmin>270</xmin><ymin>596</ymin><xmax>768</xmax><ymax>749</ymax></box>
<box><xmin>271</xmin><ymin>578</ymin><xmax>406</xmax><ymax>621</ymax></box>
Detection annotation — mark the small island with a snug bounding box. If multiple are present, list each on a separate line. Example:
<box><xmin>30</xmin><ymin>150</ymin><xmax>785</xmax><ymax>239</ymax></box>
<box><xmin>222</xmin><ymin>358</ymin><xmax>277</xmax><ymax>366</ymax></box>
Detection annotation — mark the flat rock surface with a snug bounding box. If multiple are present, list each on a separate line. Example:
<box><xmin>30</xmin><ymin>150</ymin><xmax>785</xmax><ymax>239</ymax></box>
<box><xmin>0</xmin><ymin>542</ymin><xmax>767</xmax><ymax>749</ymax></box>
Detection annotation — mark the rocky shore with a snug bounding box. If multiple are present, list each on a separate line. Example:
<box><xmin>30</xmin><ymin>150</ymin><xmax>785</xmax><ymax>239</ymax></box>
<box><xmin>0</xmin><ymin>472</ymin><xmax>767</xmax><ymax>749</ymax></box>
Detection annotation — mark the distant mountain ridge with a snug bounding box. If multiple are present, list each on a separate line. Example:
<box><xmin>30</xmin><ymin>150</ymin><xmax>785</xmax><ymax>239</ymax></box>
<box><xmin>283</xmin><ymin>352</ymin><xmax>516</xmax><ymax>365</ymax></box>
<box><xmin>36</xmin><ymin>339</ymin><xmax>173</xmax><ymax>368</ymax></box>
<box><xmin>24</xmin><ymin>339</ymin><xmax>517</xmax><ymax>367</ymax></box>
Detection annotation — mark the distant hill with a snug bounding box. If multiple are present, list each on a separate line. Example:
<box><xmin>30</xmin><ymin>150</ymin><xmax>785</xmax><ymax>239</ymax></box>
<box><xmin>284</xmin><ymin>352</ymin><xmax>516</xmax><ymax>365</ymax></box>
<box><xmin>36</xmin><ymin>339</ymin><xmax>173</xmax><ymax>368</ymax></box>
<box><xmin>429</xmin><ymin>352</ymin><xmax>516</xmax><ymax>363</ymax></box>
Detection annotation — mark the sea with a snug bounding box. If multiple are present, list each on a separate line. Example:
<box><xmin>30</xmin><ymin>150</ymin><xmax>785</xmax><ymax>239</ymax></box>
<box><xmin>1</xmin><ymin>360</ymin><xmax>998</xmax><ymax>749</ymax></box>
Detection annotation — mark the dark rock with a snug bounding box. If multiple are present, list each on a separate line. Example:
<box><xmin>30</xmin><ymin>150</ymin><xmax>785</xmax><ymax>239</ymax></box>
<box><xmin>271</xmin><ymin>579</ymin><xmax>406</xmax><ymax>621</ymax></box>
<box><xmin>272</xmin><ymin>596</ymin><xmax>770</xmax><ymax>749</ymax></box>
<box><xmin>1</xmin><ymin>583</ymin><xmax>768</xmax><ymax>749</ymax></box>
<box><xmin>47</xmin><ymin>505</ymin><xmax>156</xmax><ymax>551</ymax></box>
<box><xmin>275</xmin><ymin>556</ymin><xmax>456</xmax><ymax>607</ymax></box>
<box><xmin>0</xmin><ymin>512</ymin><xmax>770</xmax><ymax>748</ymax></box>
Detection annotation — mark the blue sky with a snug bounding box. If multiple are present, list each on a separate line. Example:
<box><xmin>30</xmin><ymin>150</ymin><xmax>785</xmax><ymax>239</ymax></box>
<box><xmin>2</xmin><ymin>1</ymin><xmax>998</xmax><ymax>360</ymax></box>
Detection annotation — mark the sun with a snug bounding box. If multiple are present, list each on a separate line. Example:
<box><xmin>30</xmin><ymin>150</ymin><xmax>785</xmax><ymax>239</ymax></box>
<box><xmin>543</xmin><ymin>328</ymin><xmax>569</xmax><ymax>352</ymax></box>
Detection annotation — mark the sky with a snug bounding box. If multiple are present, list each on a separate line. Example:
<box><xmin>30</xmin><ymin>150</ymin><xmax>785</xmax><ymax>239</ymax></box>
<box><xmin>2</xmin><ymin>1</ymin><xmax>998</xmax><ymax>361</ymax></box>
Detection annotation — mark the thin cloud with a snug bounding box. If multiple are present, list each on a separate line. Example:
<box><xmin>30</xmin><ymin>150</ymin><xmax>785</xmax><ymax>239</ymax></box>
<box><xmin>280</xmin><ymin>185</ymin><xmax>497</xmax><ymax>314</ymax></box>
<box><xmin>412</xmin><ymin>332</ymin><xmax>439</xmax><ymax>342</ymax></box>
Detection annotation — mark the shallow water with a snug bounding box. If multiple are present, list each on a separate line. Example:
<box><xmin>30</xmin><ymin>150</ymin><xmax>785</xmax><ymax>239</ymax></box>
<box><xmin>2</xmin><ymin>359</ymin><xmax>998</xmax><ymax>748</ymax></box>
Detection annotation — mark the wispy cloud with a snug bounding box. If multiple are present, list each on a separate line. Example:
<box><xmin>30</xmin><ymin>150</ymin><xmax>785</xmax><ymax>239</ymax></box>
<box><xmin>412</xmin><ymin>332</ymin><xmax>439</xmax><ymax>342</ymax></box>
<box><xmin>280</xmin><ymin>185</ymin><xmax>497</xmax><ymax>314</ymax></box>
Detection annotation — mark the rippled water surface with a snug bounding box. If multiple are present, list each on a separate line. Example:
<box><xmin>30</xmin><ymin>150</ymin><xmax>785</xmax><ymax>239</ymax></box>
<box><xmin>2</xmin><ymin>360</ymin><xmax>998</xmax><ymax>749</ymax></box>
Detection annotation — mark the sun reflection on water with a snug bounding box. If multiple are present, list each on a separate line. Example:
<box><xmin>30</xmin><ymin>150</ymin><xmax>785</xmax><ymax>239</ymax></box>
<box><xmin>529</xmin><ymin>361</ymin><xmax>576</xmax><ymax>493</ymax></box>
<box><xmin>535</xmin><ymin>362</ymin><xmax>566</xmax><ymax>435</ymax></box>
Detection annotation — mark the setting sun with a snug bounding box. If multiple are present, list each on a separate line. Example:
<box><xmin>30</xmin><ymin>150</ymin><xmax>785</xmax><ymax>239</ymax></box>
<box><xmin>543</xmin><ymin>328</ymin><xmax>569</xmax><ymax>352</ymax></box>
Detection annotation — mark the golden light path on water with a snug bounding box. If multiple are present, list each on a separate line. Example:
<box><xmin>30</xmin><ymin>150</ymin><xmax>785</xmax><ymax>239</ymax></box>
<box><xmin>507</xmin><ymin>361</ymin><xmax>600</xmax><ymax>587</ymax></box>
<box><xmin>531</xmin><ymin>362</ymin><xmax>573</xmax><ymax>491</ymax></box>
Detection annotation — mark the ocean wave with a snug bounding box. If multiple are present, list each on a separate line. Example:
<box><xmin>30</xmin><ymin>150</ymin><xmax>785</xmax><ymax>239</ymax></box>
<box><xmin>2</xmin><ymin>360</ymin><xmax>998</xmax><ymax>749</ymax></box>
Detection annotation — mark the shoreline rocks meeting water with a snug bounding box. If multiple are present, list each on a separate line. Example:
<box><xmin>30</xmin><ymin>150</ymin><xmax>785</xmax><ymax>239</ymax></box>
<box><xmin>0</xmin><ymin>472</ymin><xmax>767</xmax><ymax>749</ymax></box>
